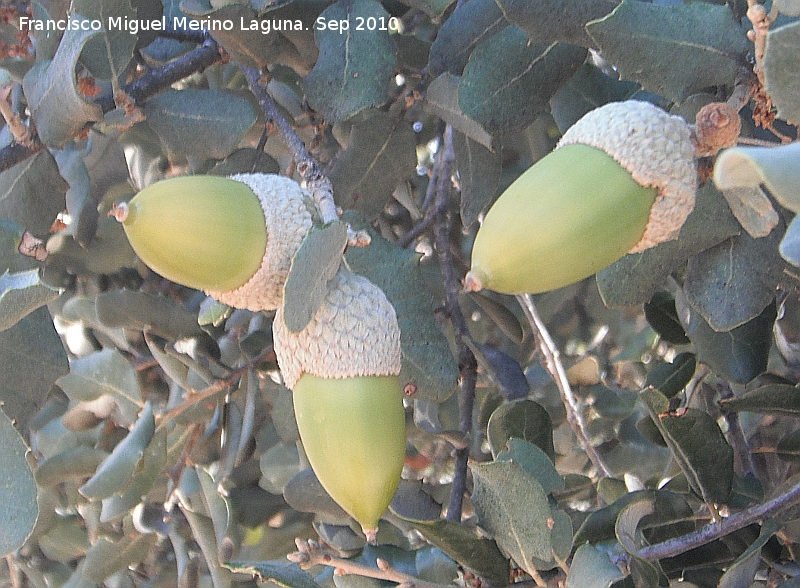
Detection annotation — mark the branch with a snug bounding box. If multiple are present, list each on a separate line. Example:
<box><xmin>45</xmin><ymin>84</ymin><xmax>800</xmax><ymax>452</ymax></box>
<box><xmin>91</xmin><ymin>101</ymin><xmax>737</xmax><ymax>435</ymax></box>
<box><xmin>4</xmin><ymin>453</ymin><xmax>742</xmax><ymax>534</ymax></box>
<box><xmin>155</xmin><ymin>347</ymin><xmax>271</xmax><ymax>432</ymax></box>
<box><xmin>240</xmin><ymin>66</ymin><xmax>340</xmax><ymax>225</ymax></box>
<box><xmin>516</xmin><ymin>294</ymin><xmax>613</xmax><ymax>479</ymax></box>
<box><xmin>289</xmin><ymin>539</ymin><xmax>452</xmax><ymax>588</ymax></box>
<box><xmin>0</xmin><ymin>34</ymin><xmax>224</xmax><ymax>174</ymax></box>
<box><xmin>125</xmin><ymin>36</ymin><xmax>222</xmax><ymax>105</ymax></box>
<box><xmin>396</xmin><ymin>166</ymin><xmax>450</xmax><ymax>249</ymax></box>
<box><xmin>429</xmin><ymin>126</ymin><xmax>478</xmax><ymax>522</ymax></box>
<box><xmin>638</xmin><ymin>477</ymin><xmax>800</xmax><ymax>561</ymax></box>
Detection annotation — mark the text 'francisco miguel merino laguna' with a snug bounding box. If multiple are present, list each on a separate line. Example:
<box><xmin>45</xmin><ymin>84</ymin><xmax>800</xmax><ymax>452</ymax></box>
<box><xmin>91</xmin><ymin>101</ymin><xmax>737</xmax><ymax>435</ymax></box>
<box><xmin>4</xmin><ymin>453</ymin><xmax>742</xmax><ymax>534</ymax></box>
<box><xmin>18</xmin><ymin>16</ymin><xmax>308</xmax><ymax>35</ymax></box>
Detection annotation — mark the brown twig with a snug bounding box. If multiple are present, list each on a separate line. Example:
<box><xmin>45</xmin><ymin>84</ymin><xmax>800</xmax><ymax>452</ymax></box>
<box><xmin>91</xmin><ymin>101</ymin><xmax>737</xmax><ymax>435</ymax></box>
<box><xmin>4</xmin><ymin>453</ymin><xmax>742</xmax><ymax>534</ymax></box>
<box><xmin>0</xmin><ymin>34</ymin><xmax>224</xmax><ymax>174</ymax></box>
<box><xmin>746</xmin><ymin>0</ymin><xmax>774</xmax><ymax>87</ymax></box>
<box><xmin>429</xmin><ymin>126</ymin><xmax>478</xmax><ymax>521</ymax></box>
<box><xmin>240</xmin><ymin>66</ymin><xmax>339</xmax><ymax>224</ymax></box>
<box><xmin>638</xmin><ymin>477</ymin><xmax>800</xmax><ymax>560</ymax></box>
<box><xmin>516</xmin><ymin>294</ymin><xmax>613</xmax><ymax>479</ymax></box>
<box><xmin>155</xmin><ymin>347</ymin><xmax>270</xmax><ymax>432</ymax></box>
<box><xmin>288</xmin><ymin>539</ymin><xmax>452</xmax><ymax>588</ymax></box>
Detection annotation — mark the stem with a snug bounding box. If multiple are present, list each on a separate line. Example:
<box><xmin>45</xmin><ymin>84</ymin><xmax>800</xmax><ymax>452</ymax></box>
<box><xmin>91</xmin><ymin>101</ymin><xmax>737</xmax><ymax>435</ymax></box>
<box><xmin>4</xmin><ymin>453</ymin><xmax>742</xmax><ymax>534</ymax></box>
<box><xmin>638</xmin><ymin>477</ymin><xmax>800</xmax><ymax>560</ymax></box>
<box><xmin>240</xmin><ymin>66</ymin><xmax>339</xmax><ymax>224</ymax></box>
<box><xmin>288</xmin><ymin>539</ymin><xmax>451</xmax><ymax>588</ymax></box>
<box><xmin>125</xmin><ymin>37</ymin><xmax>222</xmax><ymax>105</ymax></box>
<box><xmin>0</xmin><ymin>36</ymin><xmax>224</xmax><ymax>174</ymax></box>
<box><xmin>429</xmin><ymin>126</ymin><xmax>478</xmax><ymax>521</ymax></box>
<box><xmin>516</xmin><ymin>294</ymin><xmax>613</xmax><ymax>479</ymax></box>
<box><xmin>155</xmin><ymin>347</ymin><xmax>270</xmax><ymax>432</ymax></box>
<box><xmin>396</xmin><ymin>173</ymin><xmax>449</xmax><ymax>249</ymax></box>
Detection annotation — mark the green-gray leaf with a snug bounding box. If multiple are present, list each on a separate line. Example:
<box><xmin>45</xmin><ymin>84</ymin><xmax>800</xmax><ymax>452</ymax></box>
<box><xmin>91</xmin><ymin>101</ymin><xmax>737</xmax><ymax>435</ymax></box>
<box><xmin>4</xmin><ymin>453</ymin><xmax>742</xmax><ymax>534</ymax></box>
<box><xmin>282</xmin><ymin>221</ymin><xmax>347</xmax><ymax>333</ymax></box>
<box><xmin>549</xmin><ymin>62</ymin><xmax>639</xmax><ymax>134</ymax></box>
<box><xmin>720</xmin><ymin>382</ymin><xmax>800</xmax><ymax>416</ymax></box>
<box><xmin>428</xmin><ymin>0</ymin><xmax>507</xmax><ymax>76</ymax></box>
<box><xmin>304</xmin><ymin>0</ymin><xmax>396</xmax><ymax>121</ymax></box>
<box><xmin>0</xmin><ymin>151</ymin><xmax>69</xmax><ymax>236</ymax></box>
<box><xmin>782</xmin><ymin>215</ymin><xmax>800</xmax><ymax>267</ymax></box>
<box><xmin>720</xmin><ymin>186</ymin><xmax>780</xmax><ymax>239</ymax></box>
<box><xmin>470</xmin><ymin>460</ymin><xmax>556</xmax><ymax>572</ymax></box>
<box><xmin>496</xmin><ymin>0</ymin><xmax>618</xmax><ymax>48</ymax></box>
<box><xmin>644</xmin><ymin>352</ymin><xmax>696</xmax><ymax>399</ymax></box>
<box><xmin>425</xmin><ymin>73</ymin><xmax>494</xmax><ymax>150</ymax></box>
<box><xmin>453</xmin><ymin>130</ymin><xmax>502</xmax><ymax>227</ymax></box>
<box><xmin>0</xmin><ymin>307</ymin><xmax>69</xmax><ymax>433</ymax></box>
<box><xmin>0</xmin><ymin>220</ymin><xmax>37</xmax><ymax>274</ymax></box>
<box><xmin>459</xmin><ymin>27</ymin><xmax>587</xmax><ymax>137</ymax></box>
<box><xmin>79</xmin><ymin>402</ymin><xmax>155</xmax><ymax>500</ymax></box>
<box><xmin>586</xmin><ymin>0</ymin><xmax>750</xmax><ymax>103</ymax></box>
<box><xmin>718</xmin><ymin>520</ymin><xmax>781</xmax><ymax>588</ymax></box>
<box><xmin>343</xmin><ymin>213</ymin><xmax>458</xmax><ymax>403</ymax></box>
<box><xmin>713</xmin><ymin>143</ymin><xmax>800</xmax><ymax>214</ymax></box>
<box><xmin>615</xmin><ymin>499</ymin><xmax>666</xmax><ymax>587</ymax></box>
<box><xmin>399</xmin><ymin>0</ymin><xmax>452</xmax><ymax>18</ymax></box>
<box><xmin>0</xmin><ymin>269</ymin><xmax>61</xmax><ymax>331</ymax></box>
<box><xmin>142</xmin><ymin>89</ymin><xmax>257</xmax><ymax>159</ymax></box>
<box><xmin>394</xmin><ymin>517</ymin><xmax>509</xmax><ymax>585</ymax></box>
<box><xmin>565</xmin><ymin>544</ymin><xmax>624</xmax><ymax>588</ymax></box>
<box><xmin>641</xmin><ymin>388</ymin><xmax>734</xmax><ymax>504</ymax></box>
<box><xmin>101</xmin><ymin>428</ymin><xmax>167</xmax><ymax>522</ymax></box>
<box><xmin>764</xmin><ymin>20</ymin><xmax>800</xmax><ymax>124</ymax></box>
<box><xmin>678</xmin><ymin>290</ymin><xmax>775</xmax><ymax>384</ymax></box>
<box><xmin>22</xmin><ymin>15</ymin><xmax>104</xmax><ymax>147</ymax></box>
<box><xmin>683</xmin><ymin>226</ymin><xmax>785</xmax><ymax>332</ymax></box>
<box><xmin>57</xmin><ymin>347</ymin><xmax>143</xmax><ymax>426</ymax></box>
<box><xmin>486</xmin><ymin>398</ymin><xmax>554</xmax><ymax>460</ymax></box>
<box><xmin>0</xmin><ymin>407</ymin><xmax>38</xmax><ymax>556</ymax></box>
<box><xmin>74</xmin><ymin>0</ymin><xmax>137</xmax><ymax>80</ymax></box>
<box><xmin>496</xmin><ymin>438</ymin><xmax>563</xmax><ymax>495</ymax></box>
<box><xmin>81</xmin><ymin>533</ymin><xmax>158</xmax><ymax>583</ymax></box>
<box><xmin>95</xmin><ymin>289</ymin><xmax>206</xmax><ymax>339</ymax></box>
<box><xmin>225</xmin><ymin>561</ymin><xmax>322</xmax><ymax>588</ymax></box>
<box><xmin>329</xmin><ymin>112</ymin><xmax>417</xmax><ymax>220</ymax></box>
<box><xmin>598</xmin><ymin>182</ymin><xmax>740</xmax><ymax>308</ymax></box>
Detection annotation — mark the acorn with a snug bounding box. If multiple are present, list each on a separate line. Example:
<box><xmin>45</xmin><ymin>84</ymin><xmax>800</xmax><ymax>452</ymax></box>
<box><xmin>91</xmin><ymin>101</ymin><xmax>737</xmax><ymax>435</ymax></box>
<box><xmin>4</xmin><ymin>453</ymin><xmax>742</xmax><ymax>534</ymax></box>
<box><xmin>114</xmin><ymin>173</ymin><xmax>315</xmax><ymax>311</ymax></box>
<box><xmin>465</xmin><ymin>100</ymin><xmax>697</xmax><ymax>295</ymax></box>
<box><xmin>273</xmin><ymin>266</ymin><xmax>404</xmax><ymax>542</ymax></box>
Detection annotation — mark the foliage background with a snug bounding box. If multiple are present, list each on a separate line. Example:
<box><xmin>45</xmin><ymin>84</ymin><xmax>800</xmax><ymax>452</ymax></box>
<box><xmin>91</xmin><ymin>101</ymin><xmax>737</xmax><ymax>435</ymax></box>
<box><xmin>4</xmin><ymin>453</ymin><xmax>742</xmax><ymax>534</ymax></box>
<box><xmin>0</xmin><ymin>0</ymin><xmax>800</xmax><ymax>587</ymax></box>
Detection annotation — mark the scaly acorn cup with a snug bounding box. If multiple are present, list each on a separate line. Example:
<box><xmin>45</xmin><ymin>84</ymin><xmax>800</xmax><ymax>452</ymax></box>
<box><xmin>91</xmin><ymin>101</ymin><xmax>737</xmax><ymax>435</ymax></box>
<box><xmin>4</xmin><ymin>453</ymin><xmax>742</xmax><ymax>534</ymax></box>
<box><xmin>465</xmin><ymin>100</ymin><xmax>697</xmax><ymax>295</ymax></box>
<box><xmin>273</xmin><ymin>266</ymin><xmax>404</xmax><ymax>542</ymax></box>
<box><xmin>115</xmin><ymin>173</ymin><xmax>315</xmax><ymax>311</ymax></box>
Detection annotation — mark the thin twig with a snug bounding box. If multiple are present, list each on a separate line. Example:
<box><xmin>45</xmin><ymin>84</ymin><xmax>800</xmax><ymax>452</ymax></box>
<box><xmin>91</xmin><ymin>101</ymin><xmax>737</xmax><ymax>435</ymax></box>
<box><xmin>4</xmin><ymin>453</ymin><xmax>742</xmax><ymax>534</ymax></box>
<box><xmin>638</xmin><ymin>477</ymin><xmax>800</xmax><ymax>560</ymax></box>
<box><xmin>0</xmin><ymin>84</ymin><xmax>33</xmax><ymax>147</ymax></box>
<box><xmin>288</xmin><ymin>539</ymin><xmax>452</xmax><ymax>588</ymax></box>
<box><xmin>124</xmin><ymin>37</ymin><xmax>222</xmax><ymax>106</ymax></box>
<box><xmin>0</xmin><ymin>35</ymin><xmax>224</xmax><ymax>174</ymax></box>
<box><xmin>240</xmin><ymin>66</ymin><xmax>339</xmax><ymax>224</ymax></box>
<box><xmin>155</xmin><ymin>348</ymin><xmax>270</xmax><ymax>432</ymax></box>
<box><xmin>516</xmin><ymin>294</ymin><xmax>613</xmax><ymax>478</ymax></box>
<box><xmin>429</xmin><ymin>126</ymin><xmax>477</xmax><ymax>521</ymax></box>
<box><xmin>396</xmin><ymin>188</ymin><xmax>449</xmax><ymax>248</ymax></box>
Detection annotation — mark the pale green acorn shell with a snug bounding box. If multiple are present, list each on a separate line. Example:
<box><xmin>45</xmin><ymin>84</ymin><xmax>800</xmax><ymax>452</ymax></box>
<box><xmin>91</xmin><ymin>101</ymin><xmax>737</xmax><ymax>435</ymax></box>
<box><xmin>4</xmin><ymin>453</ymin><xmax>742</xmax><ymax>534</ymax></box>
<box><xmin>207</xmin><ymin>173</ymin><xmax>315</xmax><ymax>311</ymax></box>
<box><xmin>557</xmin><ymin>100</ymin><xmax>697</xmax><ymax>252</ymax></box>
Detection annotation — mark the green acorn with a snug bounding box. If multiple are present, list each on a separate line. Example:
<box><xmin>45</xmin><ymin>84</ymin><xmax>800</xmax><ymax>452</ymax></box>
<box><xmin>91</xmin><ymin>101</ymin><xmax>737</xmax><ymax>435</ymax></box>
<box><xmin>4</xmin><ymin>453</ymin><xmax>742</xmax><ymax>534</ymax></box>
<box><xmin>465</xmin><ymin>100</ymin><xmax>697</xmax><ymax>295</ymax></box>
<box><xmin>115</xmin><ymin>173</ymin><xmax>315</xmax><ymax>310</ymax></box>
<box><xmin>273</xmin><ymin>266</ymin><xmax>404</xmax><ymax>542</ymax></box>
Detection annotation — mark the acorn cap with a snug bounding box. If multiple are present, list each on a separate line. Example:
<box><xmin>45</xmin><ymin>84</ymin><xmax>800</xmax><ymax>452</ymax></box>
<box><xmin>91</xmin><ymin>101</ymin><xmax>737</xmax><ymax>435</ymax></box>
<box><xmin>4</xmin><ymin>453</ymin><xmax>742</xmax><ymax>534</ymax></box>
<box><xmin>557</xmin><ymin>100</ymin><xmax>697</xmax><ymax>252</ymax></box>
<box><xmin>208</xmin><ymin>173</ymin><xmax>316</xmax><ymax>311</ymax></box>
<box><xmin>273</xmin><ymin>267</ymin><xmax>402</xmax><ymax>390</ymax></box>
